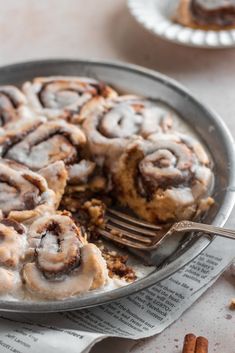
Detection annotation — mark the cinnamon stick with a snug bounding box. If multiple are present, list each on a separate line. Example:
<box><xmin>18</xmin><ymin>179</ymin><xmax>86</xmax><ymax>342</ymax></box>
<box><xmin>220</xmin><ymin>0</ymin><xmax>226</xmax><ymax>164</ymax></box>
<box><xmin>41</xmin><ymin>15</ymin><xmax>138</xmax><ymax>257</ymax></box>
<box><xmin>182</xmin><ymin>333</ymin><xmax>197</xmax><ymax>353</ymax></box>
<box><xmin>195</xmin><ymin>336</ymin><xmax>208</xmax><ymax>353</ymax></box>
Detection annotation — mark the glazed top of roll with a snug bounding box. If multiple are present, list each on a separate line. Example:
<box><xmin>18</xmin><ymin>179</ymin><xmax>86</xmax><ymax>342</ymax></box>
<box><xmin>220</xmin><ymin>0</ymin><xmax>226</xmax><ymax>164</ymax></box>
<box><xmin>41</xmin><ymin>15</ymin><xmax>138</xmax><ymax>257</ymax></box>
<box><xmin>0</xmin><ymin>120</ymin><xmax>87</xmax><ymax>171</ymax></box>
<box><xmin>112</xmin><ymin>132</ymin><xmax>214</xmax><ymax>222</ymax></box>
<box><xmin>23</xmin><ymin>214</ymin><xmax>108</xmax><ymax>299</ymax></box>
<box><xmin>0</xmin><ymin>159</ymin><xmax>56</xmax><ymax>221</ymax></box>
<box><xmin>82</xmin><ymin>95</ymin><xmax>174</xmax><ymax>166</ymax></box>
<box><xmin>22</xmin><ymin>76</ymin><xmax>118</xmax><ymax>122</ymax></box>
<box><xmin>0</xmin><ymin>86</ymin><xmax>27</xmax><ymax>126</ymax></box>
<box><xmin>0</xmin><ymin>85</ymin><xmax>40</xmax><ymax>135</ymax></box>
<box><xmin>136</xmin><ymin>133</ymin><xmax>213</xmax><ymax>196</ymax></box>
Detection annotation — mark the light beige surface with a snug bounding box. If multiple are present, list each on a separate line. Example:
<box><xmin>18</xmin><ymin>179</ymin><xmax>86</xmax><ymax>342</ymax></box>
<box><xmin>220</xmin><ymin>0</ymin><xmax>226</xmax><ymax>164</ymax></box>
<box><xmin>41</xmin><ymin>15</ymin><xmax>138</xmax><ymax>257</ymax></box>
<box><xmin>0</xmin><ymin>0</ymin><xmax>234</xmax><ymax>352</ymax></box>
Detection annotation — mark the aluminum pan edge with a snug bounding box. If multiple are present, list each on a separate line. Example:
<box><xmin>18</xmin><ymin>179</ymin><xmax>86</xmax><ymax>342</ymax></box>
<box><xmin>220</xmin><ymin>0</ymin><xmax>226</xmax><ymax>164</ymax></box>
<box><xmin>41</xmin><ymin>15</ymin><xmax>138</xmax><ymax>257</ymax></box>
<box><xmin>0</xmin><ymin>59</ymin><xmax>234</xmax><ymax>312</ymax></box>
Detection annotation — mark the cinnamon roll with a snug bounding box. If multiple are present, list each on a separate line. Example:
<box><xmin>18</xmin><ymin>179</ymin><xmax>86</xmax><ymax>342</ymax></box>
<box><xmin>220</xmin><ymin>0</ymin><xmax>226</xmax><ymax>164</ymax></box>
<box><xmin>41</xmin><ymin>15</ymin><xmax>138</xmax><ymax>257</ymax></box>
<box><xmin>23</xmin><ymin>214</ymin><xmax>107</xmax><ymax>299</ymax></box>
<box><xmin>0</xmin><ymin>85</ymin><xmax>41</xmax><ymax>135</ymax></box>
<box><xmin>0</xmin><ymin>222</ymin><xmax>26</xmax><ymax>267</ymax></box>
<box><xmin>22</xmin><ymin>76</ymin><xmax>118</xmax><ymax>122</ymax></box>
<box><xmin>0</xmin><ymin>268</ymin><xmax>16</xmax><ymax>294</ymax></box>
<box><xmin>82</xmin><ymin>95</ymin><xmax>173</xmax><ymax>167</ymax></box>
<box><xmin>0</xmin><ymin>120</ymin><xmax>86</xmax><ymax>171</ymax></box>
<box><xmin>39</xmin><ymin>161</ymin><xmax>68</xmax><ymax>208</ymax></box>
<box><xmin>0</xmin><ymin>159</ymin><xmax>56</xmax><ymax>222</ymax></box>
<box><xmin>113</xmin><ymin>135</ymin><xmax>214</xmax><ymax>223</ymax></box>
<box><xmin>0</xmin><ymin>220</ymin><xmax>26</xmax><ymax>295</ymax></box>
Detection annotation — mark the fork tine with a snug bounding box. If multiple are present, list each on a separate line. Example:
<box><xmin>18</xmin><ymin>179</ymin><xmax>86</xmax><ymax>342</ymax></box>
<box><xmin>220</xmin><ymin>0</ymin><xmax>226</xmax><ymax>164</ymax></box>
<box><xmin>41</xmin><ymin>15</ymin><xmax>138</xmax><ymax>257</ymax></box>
<box><xmin>98</xmin><ymin>229</ymin><xmax>149</xmax><ymax>250</ymax></box>
<box><xmin>107</xmin><ymin>214</ymin><xmax>157</xmax><ymax>237</ymax></box>
<box><xmin>105</xmin><ymin>223</ymin><xmax>152</xmax><ymax>244</ymax></box>
<box><xmin>108</xmin><ymin>209</ymin><xmax>161</xmax><ymax>230</ymax></box>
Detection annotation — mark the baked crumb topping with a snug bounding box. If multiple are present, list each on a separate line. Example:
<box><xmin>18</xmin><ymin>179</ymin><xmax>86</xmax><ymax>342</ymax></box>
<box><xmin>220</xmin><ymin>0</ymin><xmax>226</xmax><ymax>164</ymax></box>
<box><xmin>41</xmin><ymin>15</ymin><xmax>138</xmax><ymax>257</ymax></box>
<box><xmin>100</xmin><ymin>246</ymin><xmax>137</xmax><ymax>282</ymax></box>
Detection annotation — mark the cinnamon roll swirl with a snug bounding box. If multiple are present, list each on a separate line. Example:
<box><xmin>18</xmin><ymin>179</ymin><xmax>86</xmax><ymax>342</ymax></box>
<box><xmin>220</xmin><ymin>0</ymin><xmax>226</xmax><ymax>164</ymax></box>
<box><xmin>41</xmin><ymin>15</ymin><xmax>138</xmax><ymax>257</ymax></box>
<box><xmin>0</xmin><ymin>159</ymin><xmax>56</xmax><ymax>222</ymax></box>
<box><xmin>23</xmin><ymin>214</ymin><xmax>107</xmax><ymax>299</ymax></box>
<box><xmin>0</xmin><ymin>85</ymin><xmax>40</xmax><ymax>135</ymax></box>
<box><xmin>0</xmin><ymin>120</ymin><xmax>86</xmax><ymax>171</ymax></box>
<box><xmin>82</xmin><ymin>96</ymin><xmax>173</xmax><ymax>167</ymax></box>
<box><xmin>23</xmin><ymin>76</ymin><xmax>118</xmax><ymax>122</ymax></box>
<box><xmin>113</xmin><ymin>135</ymin><xmax>213</xmax><ymax>223</ymax></box>
<box><xmin>0</xmin><ymin>86</ymin><xmax>27</xmax><ymax>127</ymax></box>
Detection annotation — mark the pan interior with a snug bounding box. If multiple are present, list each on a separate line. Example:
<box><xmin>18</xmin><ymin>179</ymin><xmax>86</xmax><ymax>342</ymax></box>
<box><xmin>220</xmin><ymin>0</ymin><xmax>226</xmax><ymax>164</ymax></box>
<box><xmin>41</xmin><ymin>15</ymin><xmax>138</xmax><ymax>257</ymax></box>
<box><xmin>0</xmin><ymin>59</ymin><xmax>234</xmax><ymax>312</ymax></box>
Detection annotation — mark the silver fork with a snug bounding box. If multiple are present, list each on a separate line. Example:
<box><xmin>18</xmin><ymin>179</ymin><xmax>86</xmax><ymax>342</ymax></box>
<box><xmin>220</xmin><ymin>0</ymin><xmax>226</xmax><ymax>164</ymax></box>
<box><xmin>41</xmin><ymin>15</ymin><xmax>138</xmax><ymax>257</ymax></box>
<box><xmin>98</xmin><ymin>208</ymin><xmax>235</xmax><ymax>250</ymax></box>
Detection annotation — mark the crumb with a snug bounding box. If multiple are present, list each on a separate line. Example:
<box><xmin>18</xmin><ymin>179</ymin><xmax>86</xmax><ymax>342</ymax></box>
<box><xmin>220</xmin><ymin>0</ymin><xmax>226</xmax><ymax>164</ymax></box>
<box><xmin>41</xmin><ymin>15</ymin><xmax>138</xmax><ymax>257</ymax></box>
<box><xmin>58</xmin><ymin>209</ymin><xmax>73</xmax><ymax>217</ymax></box>
<box><xmin>229</xmin><ymin>299</ymin><xmax>235</xmax><ymax>310</ymax></box>
<box><xmin>101</xmin><ymin>247</ymin><xmax>137</xmax><ymax>282</ymax></box>
<box><xmin>83</xmin><ymin>199</ymin><xmax>106</xmax><ymax>226</ymax></box>
<box><xmin>110</xmin><ymin>229</ymin><xmax>123</xmax><ymax>237</ymax></box>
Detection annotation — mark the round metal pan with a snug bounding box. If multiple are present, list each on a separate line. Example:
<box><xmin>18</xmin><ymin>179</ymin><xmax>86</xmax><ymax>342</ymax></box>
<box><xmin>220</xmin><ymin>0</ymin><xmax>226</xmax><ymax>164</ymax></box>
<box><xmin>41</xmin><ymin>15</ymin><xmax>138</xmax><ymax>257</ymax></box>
<box><xmin>0</xmin><ymin>59</ymin><xmax>234</xmax><ymax>312</ymax></box>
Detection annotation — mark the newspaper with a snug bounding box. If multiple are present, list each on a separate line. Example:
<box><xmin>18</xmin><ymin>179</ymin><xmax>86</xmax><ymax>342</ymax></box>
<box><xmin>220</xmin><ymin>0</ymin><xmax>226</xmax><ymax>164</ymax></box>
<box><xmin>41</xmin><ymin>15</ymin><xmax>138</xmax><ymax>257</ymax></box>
<box><xmin>0</xmin><ymin>235</ymin><xmax>234</xmax><ymax>353</ymax></box>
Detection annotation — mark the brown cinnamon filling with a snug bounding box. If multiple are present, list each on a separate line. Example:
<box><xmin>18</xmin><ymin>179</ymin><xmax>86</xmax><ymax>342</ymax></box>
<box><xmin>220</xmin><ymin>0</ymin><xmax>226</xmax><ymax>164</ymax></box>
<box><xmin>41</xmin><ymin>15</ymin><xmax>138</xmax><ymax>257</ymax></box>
<box><xmin>0</xmin><ymin>122</ymin><xmax>41</xmax><ymax>156</ymax></box>
<box><xmin>135</xmin><ymin>143</ymin><xmax>194</xmax><ymax>199</ymax></box>
<box><xmin>101</xmin><ymin>247</ymin><xmax>136</xmax><ymax>282</ymax></box>
<box><xmin>0</xmin><ymin>176</ymin><xmax>39</xmax><ymax>215</ymax></box>
<box><xmin>38</xmin><ymin>81</ymin><xmax>97</xmax><ymax>109</ymax></box>
<box><xmin>32</xmin><ymin>218</ymin><xmax>82</xmax><ymax>279</ymax></box>
<box><xmin>0</xmin><ymin>219</ymin><xmax>25</xmax><ymax>234</ymax></box>
<box><xmin>191</xmin><ymin>0</ymin><xmax>235</xmax><ymax>26</ymax></box>
<box><xmin>97</xmin><ymin>106</ymin><xmax>143</xmax><ymax>139</ymax></box>
<box><xmin>91</xmin><ymin>82</ymin><xmax>109</xmax><ymax>97</ymax></box>
<box><xmin>1</xmin><ymin>122</ymin><xmax>84</xmax><ymax>170</ymax></box>
<box><xmin>0</xmin><ymin>93</ymin><xmax>18</xmax><ymax>126</ymax></box>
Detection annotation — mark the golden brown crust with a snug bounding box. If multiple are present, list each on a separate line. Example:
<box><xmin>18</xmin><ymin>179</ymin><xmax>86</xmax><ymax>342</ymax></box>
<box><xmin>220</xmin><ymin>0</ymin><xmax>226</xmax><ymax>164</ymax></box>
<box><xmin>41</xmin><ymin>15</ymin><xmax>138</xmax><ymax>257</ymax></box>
<box><xmin>0</xmin><ymin>268</ymin><xmax>16</xmax><ymax>294</ymax></box>
<box><xmin>0</xmin><ymin>222</ymin><xmax>26</xmax><ymax>267</ymax></box>
<box><xmin>39</xmin><ymin>161</ymin><xmax>68</xmax><ymax>208</ymax></box>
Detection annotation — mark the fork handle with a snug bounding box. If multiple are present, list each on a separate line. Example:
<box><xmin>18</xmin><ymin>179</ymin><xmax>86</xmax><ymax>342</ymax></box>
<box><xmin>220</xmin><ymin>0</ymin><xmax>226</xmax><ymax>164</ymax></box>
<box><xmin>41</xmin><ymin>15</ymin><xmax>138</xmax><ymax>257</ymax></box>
<box><xmin>174</xmin><ymin>221</ymin><xmax>235</xmax><ymax>240</ymax></box>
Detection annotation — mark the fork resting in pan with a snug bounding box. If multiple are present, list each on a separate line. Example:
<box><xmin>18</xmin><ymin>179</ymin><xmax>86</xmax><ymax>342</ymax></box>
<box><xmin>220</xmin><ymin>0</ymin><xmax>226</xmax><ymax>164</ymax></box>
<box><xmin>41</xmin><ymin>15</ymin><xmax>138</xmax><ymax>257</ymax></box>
<box><xmin>98</xmin><ymin>208</ymin><xmax>235</xmax><ymax>250</ymax></box>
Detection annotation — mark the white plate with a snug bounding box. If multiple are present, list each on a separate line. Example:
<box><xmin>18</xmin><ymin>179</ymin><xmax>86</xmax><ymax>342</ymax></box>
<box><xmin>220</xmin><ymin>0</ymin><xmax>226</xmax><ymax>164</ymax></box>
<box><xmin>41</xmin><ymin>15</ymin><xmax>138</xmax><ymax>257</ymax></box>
<box><xmin>127</xmin><ymin>0</ymin><xmax>235</xmax><ymax>48</ymax></box>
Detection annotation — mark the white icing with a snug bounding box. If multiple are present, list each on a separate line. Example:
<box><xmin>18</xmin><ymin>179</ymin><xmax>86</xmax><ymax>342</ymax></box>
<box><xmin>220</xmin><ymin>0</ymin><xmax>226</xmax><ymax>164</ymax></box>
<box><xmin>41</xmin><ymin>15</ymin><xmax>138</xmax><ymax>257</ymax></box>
<box><xmin>22</xmin><ymin>76</ymin><xmax>117</xmax><ymax>120</ymax></box>
<box><xmin>23</xmin><ymin>244</ymin><xmax>108</xmax><ymax>300</ymax></box>
<box><xmin>166</xmin><ymin>187</ymin><xmax>195</xmax><ymax>205</ymax></box>
<box><xmin>0</xmin><ymin>81</ymin><xmax>214</xmax><ymax>302</ymax></box>
<box><xmin>68</xmin><ymin>160</ymin><xmax>96</xmax><ymax>183</ymax></box>
<box><xmin>5</xmin><ymin>120</ymin><xmax>86</xmax><ymax>170</ymax></box>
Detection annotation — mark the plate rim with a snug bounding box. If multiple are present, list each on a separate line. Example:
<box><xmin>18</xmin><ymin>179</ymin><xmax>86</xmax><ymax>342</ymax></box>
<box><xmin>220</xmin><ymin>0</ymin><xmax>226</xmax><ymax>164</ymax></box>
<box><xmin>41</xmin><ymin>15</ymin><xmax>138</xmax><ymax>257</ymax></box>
<box><xmin>0</xmin><ymin>58</ymin><xmax>234</xmax><ymax>312</ymax></box>
<box><xmin>127</xmin><ymin>0</ymin><xmax>235</xmax><ymax>49</ymax></box>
